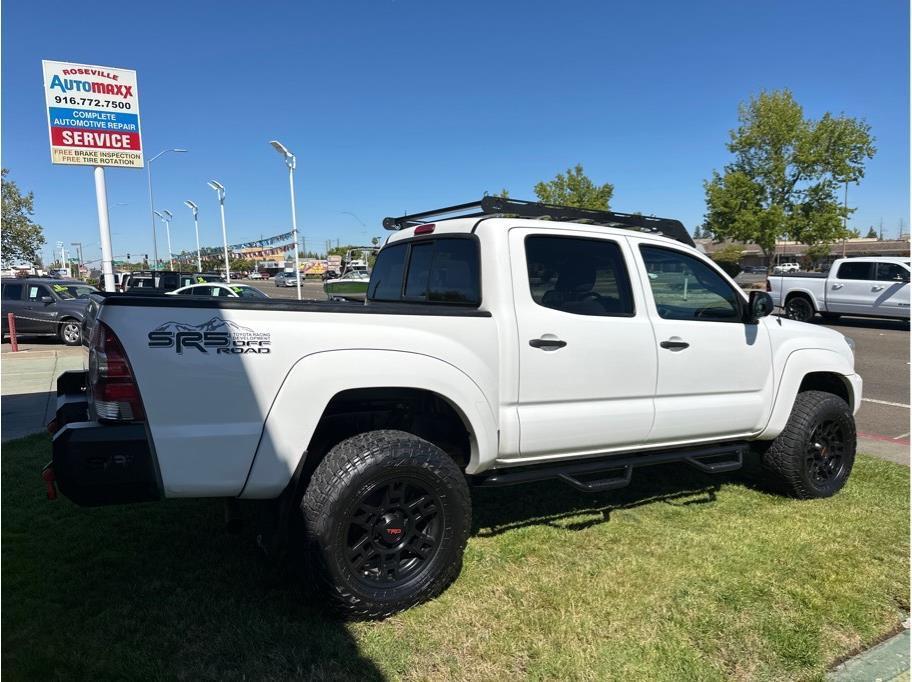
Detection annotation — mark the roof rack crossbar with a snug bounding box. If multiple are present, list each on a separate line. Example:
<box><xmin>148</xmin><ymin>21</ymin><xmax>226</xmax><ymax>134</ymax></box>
<box><xmin>383</xmin><ymin>196</ymin><xmax>694</xmax><ymax>246</ymax></box>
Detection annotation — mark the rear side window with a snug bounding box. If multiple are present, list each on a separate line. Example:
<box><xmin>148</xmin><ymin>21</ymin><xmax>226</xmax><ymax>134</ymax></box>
<box><xmin>2</xmin><ymin>284</ymin><xmax>23</xmax><ymax>300</ymax></box>
<box><xmin>369</xmin><ymin>239</ymin><xmax>480</xmax><ymax>305</ymax></box>
<box><xmin>836</xmin><ymin>261</ymin><xmax>873</xmax><ymax>280</ymax></box>
<box><xmin>525</xmin><ymin>236</ymin><xmax>634</xmax><ymax>316</ymax></box>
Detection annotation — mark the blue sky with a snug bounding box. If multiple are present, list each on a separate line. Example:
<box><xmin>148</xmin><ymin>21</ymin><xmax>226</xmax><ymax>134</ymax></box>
<box><xmin>2</xmin><ymin>0</ymin><xmax>909</xmax><ymax>266</ymax></box>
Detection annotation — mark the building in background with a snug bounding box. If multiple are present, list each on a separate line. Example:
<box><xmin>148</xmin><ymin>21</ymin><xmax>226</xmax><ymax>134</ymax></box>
<box><xmin>698</xmin><ymin>237</ymin><xmax>911</xmax><ymax>270</ymax></box>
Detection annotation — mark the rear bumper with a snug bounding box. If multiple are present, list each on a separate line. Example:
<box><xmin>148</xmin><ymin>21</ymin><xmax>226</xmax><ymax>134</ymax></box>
<box><xmin>47</xmin><ymin>370</ymin><xmax>161</xmax><ymax>507</ymax></box>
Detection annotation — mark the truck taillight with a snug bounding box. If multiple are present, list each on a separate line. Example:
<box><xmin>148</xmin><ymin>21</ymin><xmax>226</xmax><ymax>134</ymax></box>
<box><xmin>88</xmin><ymin>322</ymin><xmax>145</xmax><ymax>422</ymax></box>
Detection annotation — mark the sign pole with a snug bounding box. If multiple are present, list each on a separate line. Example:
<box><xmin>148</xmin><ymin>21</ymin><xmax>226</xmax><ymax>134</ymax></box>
<box><xmin>94</xmin><ymin>166</ymin><xmax>116</xmax><ymax>292</ymax></box>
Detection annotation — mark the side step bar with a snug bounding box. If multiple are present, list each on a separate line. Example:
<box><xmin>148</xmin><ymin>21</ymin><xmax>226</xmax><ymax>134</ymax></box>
<box><xmin>472</xmin><ymin>443</ymin><xmax>748</xmax><ymax>493</ymax></box>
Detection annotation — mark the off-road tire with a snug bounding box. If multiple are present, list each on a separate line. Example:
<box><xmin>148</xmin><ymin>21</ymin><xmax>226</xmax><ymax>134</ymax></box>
<box><xmin>755</xmin><ymin>390</ymin><xmax>855</xmax><ymax>498</ymax></box>
<box><xmin>299</xmin><ymin>430</ymin><xmax>471</xmax><ymax>619</ymax></box>
<box><xmin>59</xmin><ymin>319</ymin><xmax>82</xmax><ymax>346</ymax></box>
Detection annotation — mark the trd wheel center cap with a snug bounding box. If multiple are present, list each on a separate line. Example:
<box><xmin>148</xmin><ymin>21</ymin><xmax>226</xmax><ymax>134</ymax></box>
<box><xmin>377</xmin><ymin>512</ymin><xmax>407</xmax><ymax>546</ymax></box>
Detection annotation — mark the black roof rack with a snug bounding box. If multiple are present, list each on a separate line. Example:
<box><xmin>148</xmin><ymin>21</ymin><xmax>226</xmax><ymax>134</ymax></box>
<box><xmin>383</xmin><ymin>196</ymin><xmax>694</xmax><ymax>247</ymax></box>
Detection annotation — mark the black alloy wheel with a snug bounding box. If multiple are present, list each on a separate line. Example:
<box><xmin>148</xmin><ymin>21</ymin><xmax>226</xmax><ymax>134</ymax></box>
<box><xmin>754</xmin><ymin>390</ymin><xmax>856</xmax><ymax>499</ymax></box>
<box><xmin>805</xmin><ymin>420</ymin><xmax>848</xmax><ymax>486</ymax></box>
<box><xmin>785</xmin><ymin>296</ymin><xmax>815</xmax><ymax>322</ymax></box>
<box><xmin>299</xmin><ymin>430</ymin><xmax>471</xmax><ymax>619</ymax></box>
<box><xmin>346</xmin><ymin>478</ymin><xmax>442</xmax><ymax>588</ymax></box>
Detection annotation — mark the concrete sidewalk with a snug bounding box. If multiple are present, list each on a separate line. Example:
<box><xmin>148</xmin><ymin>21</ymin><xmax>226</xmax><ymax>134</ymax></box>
<box><xmin>830</xmin><ymin>626</ymin><xmax>910</xmax><ymax>681</ymax></box>
<box><xmin>1</xmin><ymin>346</ymin><xmax>85</xmax><ymax>441</ymax></box>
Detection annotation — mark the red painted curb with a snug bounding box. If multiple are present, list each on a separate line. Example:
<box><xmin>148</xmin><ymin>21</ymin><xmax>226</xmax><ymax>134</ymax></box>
<box><xmin>859</xmin><ymin>432</ymin><xmax>910</xmax><ymax>446</ymax></box>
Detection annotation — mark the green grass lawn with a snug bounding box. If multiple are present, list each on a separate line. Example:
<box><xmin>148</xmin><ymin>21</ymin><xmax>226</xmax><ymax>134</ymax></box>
<box><xmin>3</xmin><ymin>435</ymin><xmax>908</xmax><ymax>681</ymax></box>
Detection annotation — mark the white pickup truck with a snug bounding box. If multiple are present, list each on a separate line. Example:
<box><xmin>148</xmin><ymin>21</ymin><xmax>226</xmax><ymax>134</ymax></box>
<box><xmin>47</xmin><ymin>197</ymin><xmax>862</xmax><ymax>618</ymax></box>
<box><xmin>768</xmin><ymin>256</ymin><xmax>910</xmax><ymax>323</ymax></box>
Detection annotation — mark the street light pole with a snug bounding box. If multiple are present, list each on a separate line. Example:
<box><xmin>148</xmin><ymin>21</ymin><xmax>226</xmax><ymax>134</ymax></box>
<box><xmin>184</xmin><ymin>201</ymin><xmax>202</xmax><ymax>271</ymax></box>
<box><xmin>154</xmin><ymin>210</ymin><xmax>174</xmax><ymax>270</ymax></box>
<box><xmin>269</xmin><ymin>140</ymin><xmax>301</xmax><ymax>300</ymax></box>
<box><xmin>146</xmin><ymin>148</ymin><xmax>187</xmax><ymax>269</ymax></box>
<box><xmin>208</xmin><ymin>181</ymin><xmax>231</xmax><ymax>280</ymax></box>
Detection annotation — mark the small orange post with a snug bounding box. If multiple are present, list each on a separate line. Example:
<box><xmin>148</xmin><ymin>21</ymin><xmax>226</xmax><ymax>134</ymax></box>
<box><xmin>7</xmin><ymin>313</ymin><xmax>18</xmax><ymax>352</ymax></box>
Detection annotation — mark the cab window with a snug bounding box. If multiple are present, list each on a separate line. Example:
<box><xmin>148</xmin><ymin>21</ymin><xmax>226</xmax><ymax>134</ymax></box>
<box><xmin>368</xmin><ymin>238</ymin><xmax>480</xmax><ymax>305</ymax></box>
<box><xmin>640</xmin><ymin>245</ymin><xmax>741</xmax><ymax>321</ymax></box>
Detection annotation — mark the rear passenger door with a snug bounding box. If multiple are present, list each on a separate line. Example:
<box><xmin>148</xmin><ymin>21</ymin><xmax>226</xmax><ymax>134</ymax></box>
<box><xmin>509</xmin><ymin>228</ymin><xmax>657</xmax><ymax>461</ymax></box>
<box><xmin>827</xmin><ymin>261</ymin><xmax>875</xmax><ymax>315</ymax></box>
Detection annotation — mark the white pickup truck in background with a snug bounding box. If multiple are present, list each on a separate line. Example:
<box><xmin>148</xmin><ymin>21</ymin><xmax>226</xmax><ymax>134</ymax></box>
<box><xmin>47</xmin><ymin>197</ymin><xmax>862</xmax><ymax>618</ymax></box>
<box><xmin>768</xmin><ymin>256</ymin><xmax>910</xmax><ymax>322</ymax></box>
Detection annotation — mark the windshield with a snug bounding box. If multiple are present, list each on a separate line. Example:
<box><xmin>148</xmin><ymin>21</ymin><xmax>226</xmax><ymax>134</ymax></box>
<box><xmin>50</xmin><ymin>283</ymin><xmax>77</xmax><ymax>300</ymax></box>
<box><xmin>232</xmin><ymin>285</ymin><xmax>267</xmax><ymax>299</ymax></box>
<box><xmin>64</xmin><ymin>285</ymin><xmax>97</xmax><ymax>299</ymax></box>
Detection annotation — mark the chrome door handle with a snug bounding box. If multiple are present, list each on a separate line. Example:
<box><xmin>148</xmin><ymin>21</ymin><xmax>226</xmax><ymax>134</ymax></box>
<box><xmin>529</xmin><ymin>338</ymin><xmax>567</xmax><ymax>350</ymax></box>
<box><xmin>660</xmin><ymin>339</ymin><xmax>689</xmax><ymax>350</ymax></box>
<box><xmin>832</xmin><ymin>283</ymin><xmax>844</xmax><ymax>289</ymax></box>
<box><xmin>872</xmin><ymin>285</ymin><xmax>884</xmax><ymax>291</ymax></box>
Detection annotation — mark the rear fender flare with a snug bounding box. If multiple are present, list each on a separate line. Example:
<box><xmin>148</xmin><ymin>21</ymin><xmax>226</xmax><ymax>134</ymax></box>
<box><xmin>240</xmin><ymin>349</ymin><xmax>496</xmax><ymax>498</ymax></box>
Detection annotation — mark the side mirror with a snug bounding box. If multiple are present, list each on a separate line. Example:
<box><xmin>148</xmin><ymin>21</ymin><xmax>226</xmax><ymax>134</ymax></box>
<box><xmin>746</xmin><ymin>291</ymin><xmax>774</xmax><ymax>323</ymax></box>
<box><xmin>40</xmin><ymin>296</ymin><xmax>54</xmax><ymax>304</ymax></box>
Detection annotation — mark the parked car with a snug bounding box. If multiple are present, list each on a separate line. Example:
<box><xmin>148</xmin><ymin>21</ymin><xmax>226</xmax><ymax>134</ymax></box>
<box><xmin>742</xmin><ymin>266</ymin><xmax>769</xmax><ymax>275</ymax></box>
<box><xmin>48</xmin><ymin>196</ymin><xmax>861</xmax><ymax>618</ymax></box>
<box><xmin>772</xmin><ymin>262</ymin><xmax>801</xmax><ymax>274</ymax></box>
<box><xmin>248</xmin><ymin>272</ymin><xmax>264</xmax><ymax>280</ymax></box>
<box><xmin>767</xmin><ymin>256</ymin><xmax>910</xmax><ymax>322</ymax></box>
<box><xmin>273</xmin><ymin>272</ymin><xmax>298</xmax><ymax>287</ymax></box>
<box><xmin>1</xmin><ymin>278</ymin><xmax>90</xmax><ymax>345</ymax></box>
<box><xmin>167</xmin><ymin>283</ymin><xmax>269</xmax><ymax>299</ymax></box>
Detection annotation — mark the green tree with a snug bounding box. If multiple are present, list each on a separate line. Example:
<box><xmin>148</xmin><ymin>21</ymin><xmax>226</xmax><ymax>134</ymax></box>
<box><xmin>804</xmin><ymin>242</ymin><xmax>832</xmax><ymax>269</ymax></box>
<box><xmin>534</xmin><ymin>164</ymin><xmax>613</xmax><ymax>210</ymax></box>
<box><xmin>865</xmin><ymin>226</ymin><xmax>878</xmax><ymax>239</ymax></box>
<box><xmin>703</xmin><ymin>90</ymin><xmax>875</xmax><ymax>264</ymax></box>
<box><xmin>709</xmin><ymin>243</ymin><xmax>744</xmax><ymax>277</ymax></box>
<box><xmin>1</xmin><ymin>169</ymin><xmax>46</xmax><ymax>267</ymax></box>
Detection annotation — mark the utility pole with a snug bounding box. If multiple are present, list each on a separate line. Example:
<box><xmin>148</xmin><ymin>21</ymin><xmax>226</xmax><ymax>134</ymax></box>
<box><xmin>899</xmin><ymin>218</ymin><xmax>905</xmax><ymax>239</ymax></box>
<box><xmin>879</xmin><ymin>218</ymin><xmax>884</xmax><ymax>241</ymax></box>
<box><xmin>70</xmin><ymin>242</ymin><xmax>84</xmax><ymax>276</ymax></box>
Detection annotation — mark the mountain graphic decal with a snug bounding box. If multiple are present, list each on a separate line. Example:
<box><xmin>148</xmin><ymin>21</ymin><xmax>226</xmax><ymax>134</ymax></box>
<box><xmin>152</xmin><ymin>317</ymin><xmax>255</xmax><ymax>334</ymax></box>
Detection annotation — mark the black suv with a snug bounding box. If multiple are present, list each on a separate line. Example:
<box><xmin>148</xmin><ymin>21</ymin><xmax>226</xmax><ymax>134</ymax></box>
<box><xmin>123</xmin><ymin>271</ymin><xmax>225</xmax><ymax>292</ymax></box>
<box><xmin>1</xmin><ymin>278</ymin><xmax>91</xmax><ymax>346</ymax></box>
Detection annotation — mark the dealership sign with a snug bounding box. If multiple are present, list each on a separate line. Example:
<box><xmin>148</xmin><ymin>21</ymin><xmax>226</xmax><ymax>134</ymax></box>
<box><xmin>42</xmin><ymin>60</ymin><xmax>143</xmax><ymax>168</ymax></box>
